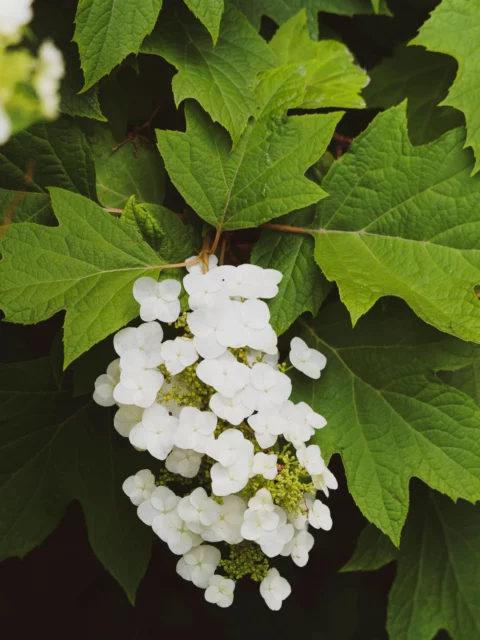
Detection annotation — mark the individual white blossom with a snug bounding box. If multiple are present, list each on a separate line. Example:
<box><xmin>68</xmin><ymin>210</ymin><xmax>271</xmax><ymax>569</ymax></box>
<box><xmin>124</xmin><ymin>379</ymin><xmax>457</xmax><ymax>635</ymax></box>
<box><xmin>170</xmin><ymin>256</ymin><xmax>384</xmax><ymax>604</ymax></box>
<box><xmin>312</xmin><ymin>467</ymin><xmax>338</xmax><ymax>497</ymax></box>
<box><xmin>258</xmin><ymin>506</ymin><xmax>294</xmax><ymax>558</ymax></box>
<box><xmin>196</xmin><ymin>351</ymin><xmax>250</xmax><ymax>398</ymax></box>
<box><xmin>178</xmin><ymin>487</ymin><xmax>220</xmax><ymax>531</ymax></box>
<box><xmin>207</xmin><ymin>429</ymin><xmax>254</xmax><ymax>468</ymax></box>
<box><xmin>161</xmin><ymin>337</ymin><xmax>198</xmax><ymax>375</ymax></box>
<box><xmin>281</xmin><ymin>529</ymin><xmax>314</xmax><ymax>567</ymax></box>
<box><xmin>216</xmin><ymin>300</ymin><xmax>277</xmax><ymax>354</ymax></box>
<box><xmin>247</xmin><ymin>410</ymin><xmax>287</xmax><ymax>449</ymax></box>
<box><xmin>113</xmin><ymin>367</ymin><xmax>164</xmax><ymax>408</ymax></box>
<box><xmin>165</xmin><ymin>447</ymin><xmax>203</xmax><ymax>478</ymax></box>
<box><xmin>296</xmin><ymin>444</ymin><xmax>326</xmax><ymax>476</ymax></box>
<box><xmin>248</xmin><ymin>488</ymin><xmax>275</xmax><ymax>512</ymax></box>
<box><xmin>33</xmin><ymin>40</ymin><xmax>64</xmax><ymax>118</ymax></box>
<box><xmin>290</xmin><ymin>337</ymin><xmax>327</xmax><ymax>379</ymax></box>
<box><xmin>114</xmin><ymin>322</ymin><xmax>164</xmax><ymax>370</ymax></box>
<box><xmin>183</xmin><ymin>268</ymin><xmax>229</xmax><ymax>310</ymax></box>
<box><xmin>93</xmin><ymin>359</ymin><xmax>121</xmax><ymax>407</ymax></box>
<box><xmin>283</xmin><ymin>401</ymin><xmax>326</xmax><ymax>447</ymax></box>
<box><xmin>305</xmin><ymin>494</ymin><xmax>333</xmax><ymax>531</ymax></box>
<box><xmin>151</xmin><ymin>486</ymin><xmax>181</xmax><ymax>542</ymax></box>
<box><xmin>187</xmin><ymin>305</ymin><xmax>231</xmax><ymax>359</ymax></box>
<box><xmin>122</xmin><ymin>469</ymin><xmax>156</xmax><ymax>506</ymax></box>
<box><xmin>260</xmin><ymin>568</ymin><xmax>291</xmax><ymax>611</ymax></box>
<box><xmin>129</xmin><ymin>403</ymin><xmax>178</xmax><ymax>460</ymax></box>
<box><xmin>252</xmin><ymin>452</ymin><xmax>278</xmax><ymax>480</ymax></box>
<box><xmin>133</xmin><ymin>277</ymin><xmax>181</xmax><ymax>323</ymax></box>
<box><xmin>241</xmin><ymin>506</ymin><xmax>280</xmax><ymax>541</ymax></box>
<box><xmin>218</xmin><ymin>264</ymin><xmax>282</xmax><ymax>299</ymax></box>
<box><xmin>165</xmin><ymin>513</ymin><xmax>202</xmax><ymax>555</ymax></box>
<box><xmin>209</xmin><ymin>391</ymin><xmax>253</xmax><ymax>425</ymax></box>
<box><xmin>174</xmin><ymin>406</ymin><xmax>216</xmax><ymax>454</ymax></box>
<box><xmin>114</xmin><ymin>405</ymin><xmax>143</xmax><ymax>438</ymax></box>
<box><xmin>177</xmin><ymin>544</ymin><xmax>221</xmax><ymax>588</ymax></box>
<box><xmin>205</xmin><ymin>574</ymin><xmax>235</xmax><ymax>608</ymax></box>
<box><xmin>242</xmin><ymin>363</ymin><xmax>292</xmax><ymax>411</ymax></box>
<box><xmin>210</xmin><ymin>460</ymin><xmax>251</xmax><ymax>497</ymax></box>
<box><xmin>201</xmin><ymin>495</ymin><xmax>246</xmax><ymax>544</ymax></box>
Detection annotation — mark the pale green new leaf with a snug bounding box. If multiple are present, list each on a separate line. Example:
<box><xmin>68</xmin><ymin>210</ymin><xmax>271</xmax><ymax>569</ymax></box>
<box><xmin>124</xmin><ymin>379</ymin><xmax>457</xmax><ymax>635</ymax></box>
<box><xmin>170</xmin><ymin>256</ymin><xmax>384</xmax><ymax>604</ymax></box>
<box><xmin>314</xmin><ymin>104</ymin><xmax>480</xmax><ymax>345</ymax></box>
<box><xmin>292</xmin><ymin>300</ymin><xmax>480</xmax><ymax>544</ymax></box>
<box><xmin>0</xmin><ymin>189</ymin><xmax>167</xmax><ymax>368</ymax></box>
<box><xmin>266</xmin><ymin>11</ymin><xmax>368</xmax><ymax>110</ymax></box>
<box><xmin>412</xmin><ymin>0</ymin><xmax>480</xmax><ymax>174</ymax></box>
<box><xmin>0</xmin><ymin>119</ymin><xmax>96</xmax><ymax>198</ymax></box>
<box><xmin>341</xmin><ymin>524</ymin><xmax>398</xmax><ymax>572</ymax></box>
<box><xmin>74</xmin><ymin>0</ymin><xmax>163</xmax><ymax>91</ymax></box>
<box><xmin>251</xmin><ymin>208</ymin><xmax>330</xmax><ymax>334</ymax></box>
<box><xmin>230</xmin><ymin>0</ymin><xmax>389</xmax><ymax>36</ymax></box>
<box><xmin>157</xmin><ymin>101</ymin><xmax>342</xmax><ymax>230</ymax></box>
<box><xmin>387</xmin><ymin>490</ymin><xmax>480</xmax><ymax>640</ymax></box>
<box><xmin>141</xmin><ymin>4</ymin><xmax>274</xmax><ymax>143</ymax></box>
<box><xmin>0</xmin><ymin>356</ymin><xmax>152</xmax><ymax>603</ymax></box>
<box><xmin>88</xmin><ymin>124</ymin><xmax>165</xmax><ymax>208</ymax></box>
<box><xmin>183</xmin><ymin>0</ymin><xmax>224</xmax><ymax>44</ymax></box>
<box><xmin>365</xmin><ymin>46</ymin><xmax>463</xmax><ymax>144</ymax></box>
<box><xmin>0</xmin><ymin>190</ymin><xmax>53</xmax><ymax>225</ymax></box>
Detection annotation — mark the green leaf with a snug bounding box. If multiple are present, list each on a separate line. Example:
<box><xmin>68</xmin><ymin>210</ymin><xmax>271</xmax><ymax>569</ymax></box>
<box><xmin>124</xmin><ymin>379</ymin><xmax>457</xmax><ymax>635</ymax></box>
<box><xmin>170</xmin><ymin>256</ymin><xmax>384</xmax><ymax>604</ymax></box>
<box><xmin>292</xmin><ymin>300</ymin><xmax>480</xmax><ymax>544</ymax></box>
<box><xmin>74</xmin><ymin>0</ymin><xmax>163</xmax><ymax>91</ymax></box>
<box><xmin>0</xmin><ymin>188</ymin><xmax>166</xmax><ymax>368</ymax></box>
<box><xmin>266</xmin><ymin>10</ymin><xmax>369</xmax><ymax>110</ymax></box>
<box><xmin>412</xmin><ymin>0</ymin><xmax>480</xmax><ymax>174</ymax></box>
<box><xmin>88</xmin><ymin>124</ymin><xmax>165</xmax><ymax>208</ymax></box>
<box><xmin>183</xmin><ymin>0</ymin><xmax>224</xmax><ymax>44</ymax></box>
<box><xmin>313</xmin><ymin>103</ymin><xmax>480</xmax><ymax>345</ymax></box>
<box><xmin>122</xmin><ymin>196</ymin><xmax>199</xmax><ymax>260</ymax></box>
<box><xmin>0</xmin><ymin>119</ymin><xmax>96</xmax><ymax>199</ymax></box>
<box><xmin>157</xmin><ymin>101</ymin><xmax>342</xmax><ymax>231</ymax></box>
<box><xmin>60</xmin><ymin>47</ymin><xmax>107</xmax><ymax>122</ymax></box>
<box><xmin>449</xmin><ymin>352</ymin><xmax>480</xmax><ymax>405</ymax></box>
<box><xmin>387</xmin><ymin>489</ymin><xmax>480</xmax><ymax>640</ymax></box>
<box><xmin>365</xmin><ymin>46</ymin><xmax>463</xmax><ymax>144</ymax></box>
<box><xmin>341</xmin><ymin>524</ymin><xmax>398</xmax><ymax>572</ymax></box>
<box><xmin>0</xmin><ymin>190</ymin><xmax>53</xmax><ymax>225</ymax></box>
<box><xmin>251</xmin><ymin>208</ymin><xmax>330</xmax><ymax>334</ymax></box>
<box><xmin>141</xmin><ymin>4</ymin><xmax>274</xmax><ymax>143</ymax></box>
<box><xmin>230</xmin><ymin>0</ymin><xmax>390</xmax><ymax>36</ymax></box>
<box><xmin>0</xmin><ymin>356</ymin><xmax>152</xmax><ymax>603</ymax></box>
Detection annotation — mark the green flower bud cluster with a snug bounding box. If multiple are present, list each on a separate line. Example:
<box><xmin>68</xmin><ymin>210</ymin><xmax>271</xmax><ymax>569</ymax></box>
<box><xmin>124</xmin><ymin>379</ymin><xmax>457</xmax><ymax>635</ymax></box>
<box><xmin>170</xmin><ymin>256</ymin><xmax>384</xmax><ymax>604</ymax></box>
<box><xmin>241</xmin><ymin>444</ymin><xmax>315</xmax><ymax>516</ymax></box>
<box><xmin>219</xmin><ymin>541</ymin><xmax>269</xmax><ymax>582</ymax></box>
<box><xmin>174</xmin><ymin>313</ymin><xmax>192</xmax><ymax>336</ymax></box>
<box><xmin>228</xmin><ymin>347</ymin><xmax>250</xmax><ymax>365</ymax></box>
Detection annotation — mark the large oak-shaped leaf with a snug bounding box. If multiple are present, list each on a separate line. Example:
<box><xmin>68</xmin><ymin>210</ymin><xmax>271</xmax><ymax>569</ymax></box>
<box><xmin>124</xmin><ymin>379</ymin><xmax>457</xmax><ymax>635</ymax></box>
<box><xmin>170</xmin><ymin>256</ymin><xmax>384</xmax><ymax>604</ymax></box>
<box><xmin>157</xmin><ymin>101</ymin><xmax>341</xmax><ymax>231</ymax></box>
<box><xmin>313</xmin><ymin>103</ymin><xmax>480</xmax><ymax>344</ymax></box>
<box><xmin>292</xmin><ymin>300</ymin><xmax>480</xmax><ymax>543</ymax></box>
<box><xmin>0</xmin><ymin>189</ymin><xmax>168</xmax><ymax>367</ymax></box>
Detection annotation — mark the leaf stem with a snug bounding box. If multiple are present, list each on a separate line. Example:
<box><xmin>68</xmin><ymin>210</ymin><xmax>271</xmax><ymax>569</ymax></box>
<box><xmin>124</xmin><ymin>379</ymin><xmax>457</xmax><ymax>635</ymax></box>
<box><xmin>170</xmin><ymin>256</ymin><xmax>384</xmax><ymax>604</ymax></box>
<box><xmin>260</xmin><ymin>223</ymin><xmax>312</xmax><ymax>235</ymax></box>
<box><xmin>104</xmin><ymin>207</ymin><xmax>123</xmax><ymax>215</ymax></box>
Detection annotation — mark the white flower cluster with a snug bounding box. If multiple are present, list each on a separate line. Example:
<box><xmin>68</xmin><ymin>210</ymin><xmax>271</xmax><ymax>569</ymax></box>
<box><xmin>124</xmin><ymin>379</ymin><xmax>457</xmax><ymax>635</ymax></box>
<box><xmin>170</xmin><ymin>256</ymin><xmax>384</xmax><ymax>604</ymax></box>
<box><xmin>94</xmin><ymin>256</ymin><xmax>336</xmax><ymax>610</ymax></box>
<box><xmin>0</xmin><ymin>1</ymin><xmax>64</xmax><ymax>144</ymax></box>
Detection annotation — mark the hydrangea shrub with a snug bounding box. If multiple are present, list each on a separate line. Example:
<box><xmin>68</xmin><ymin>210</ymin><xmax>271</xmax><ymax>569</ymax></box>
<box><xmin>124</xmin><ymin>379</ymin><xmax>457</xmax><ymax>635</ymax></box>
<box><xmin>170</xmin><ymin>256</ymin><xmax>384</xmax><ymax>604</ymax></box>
<box><xmin>1</xmin><ymin>0</ymin><xmax>480</xmax><ymax>636</ymax></box>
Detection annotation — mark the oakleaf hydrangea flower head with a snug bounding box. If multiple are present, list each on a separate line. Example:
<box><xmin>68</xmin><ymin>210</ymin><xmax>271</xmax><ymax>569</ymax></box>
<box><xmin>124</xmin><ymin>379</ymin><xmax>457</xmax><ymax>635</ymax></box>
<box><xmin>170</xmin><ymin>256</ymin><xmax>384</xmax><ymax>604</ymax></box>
<box><xmin>97</xmin><ymin>259</ymin><xmax>336</xmax><ymax>609</ymax></box>
<box><xmin>289</xmin><ymin>337</ymin><xmax>327</xmax><ymax>379</ymax></box>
